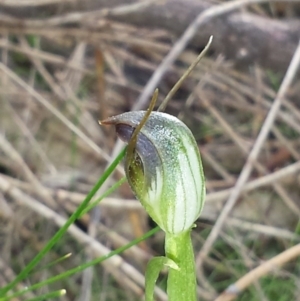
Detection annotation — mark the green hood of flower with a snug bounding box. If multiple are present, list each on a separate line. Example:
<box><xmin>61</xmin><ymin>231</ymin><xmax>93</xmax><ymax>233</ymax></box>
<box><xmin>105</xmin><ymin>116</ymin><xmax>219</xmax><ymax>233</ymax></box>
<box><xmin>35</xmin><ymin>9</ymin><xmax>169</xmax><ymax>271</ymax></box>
<box><xmin>103</xmin><ymin>111</ymin><xmax>205</xmax><ymax>234</ymax></box>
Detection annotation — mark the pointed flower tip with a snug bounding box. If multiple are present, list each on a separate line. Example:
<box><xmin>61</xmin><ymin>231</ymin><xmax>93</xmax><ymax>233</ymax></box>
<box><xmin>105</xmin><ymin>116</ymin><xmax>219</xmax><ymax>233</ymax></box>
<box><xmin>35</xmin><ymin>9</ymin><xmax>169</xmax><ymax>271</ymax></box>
<box><xmin>99</xmin><ymin>116</ymin><xmax>118</xmax><ymax>125</ymax></box>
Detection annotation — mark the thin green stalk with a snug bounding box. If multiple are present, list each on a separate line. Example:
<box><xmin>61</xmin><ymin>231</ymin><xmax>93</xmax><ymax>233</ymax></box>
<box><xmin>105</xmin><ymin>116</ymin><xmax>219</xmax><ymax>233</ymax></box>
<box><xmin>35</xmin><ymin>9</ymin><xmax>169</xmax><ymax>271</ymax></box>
<box><xmin>30</xmin><ymin>253</ymin><xmax>72</xmax><ymax>274</ymax></box>
<box><xmin>80</xmin><ymin>176</ymin><xmax>126</xmax><ymax>217</ymax></box>
<box><xmin>0</xmin><ymin>147</ymin><xmax>126</xmax><ymax>296</ymax></box>
<box><xmin>0</xmin><ymin>227</ymin><xmax>160</xmax><ymax>301</ymax></box>
<box><xmin>25</xmin><ymin>290</ymin><xmax>66</xmax><ymax>301</ymax></box>
<box><xmin>165</xmin><ymin>230</ymin><xmax>197</xmax><ymax>301</ymax></box>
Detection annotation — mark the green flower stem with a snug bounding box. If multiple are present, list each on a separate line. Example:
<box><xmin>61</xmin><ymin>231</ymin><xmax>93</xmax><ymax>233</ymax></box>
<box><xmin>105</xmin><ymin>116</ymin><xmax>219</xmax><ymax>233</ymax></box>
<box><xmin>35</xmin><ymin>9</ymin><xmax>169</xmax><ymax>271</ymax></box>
<box><xmin>165</xmin><ymin>230</ymin><xmax>197</xmax><ymax>301</ymax></box>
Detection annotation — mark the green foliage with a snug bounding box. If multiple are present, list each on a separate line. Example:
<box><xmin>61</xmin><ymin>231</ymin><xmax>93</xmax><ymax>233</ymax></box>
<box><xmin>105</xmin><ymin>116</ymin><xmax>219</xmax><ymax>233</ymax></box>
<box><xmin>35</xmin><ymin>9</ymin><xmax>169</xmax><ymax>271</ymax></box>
<box><xmin>266</xmin><ymin>69</ymin><xmax>283</xmax><ymax>91</ymax></box>
<box><xmin>276</xmin><ymin>122</ymin><xmax>300</xmax><ymax>139</ymax></box>
<box><xmin>197</xmin><ymin>230</ymin><xmax>300</xmax><ymax>301</ymax></box>
<box><xmin>0</xmin><ymin>148</ymin><xmax>141</xmax><ymax>300</ymax></box>
<box><xmin>238</xmin><ymin>275</ymin><xmax>296</xmax><ymax>301</ymax></box>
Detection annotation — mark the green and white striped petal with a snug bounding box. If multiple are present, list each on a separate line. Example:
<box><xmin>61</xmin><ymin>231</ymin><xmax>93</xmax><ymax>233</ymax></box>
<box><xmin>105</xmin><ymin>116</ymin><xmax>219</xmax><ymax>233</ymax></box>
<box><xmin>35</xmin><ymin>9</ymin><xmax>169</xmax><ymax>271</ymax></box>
<box><xmin>102</xmin><ymin>111</ymin><xmax>205</xmax><ymax>234</ymax></box>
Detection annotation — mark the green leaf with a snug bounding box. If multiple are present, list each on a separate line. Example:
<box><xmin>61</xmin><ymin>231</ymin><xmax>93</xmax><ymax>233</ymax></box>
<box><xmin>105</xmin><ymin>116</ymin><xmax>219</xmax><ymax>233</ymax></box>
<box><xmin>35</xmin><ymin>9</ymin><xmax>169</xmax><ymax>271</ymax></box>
<box><xmin>145</xmin><ymin>256</ymin><xmax>178</xmax><ymax>301</ymax></box>
<box><xmin>0</xmin><ymin>148</ymin><xmax>126</xmax><ymax>296</ymax></box>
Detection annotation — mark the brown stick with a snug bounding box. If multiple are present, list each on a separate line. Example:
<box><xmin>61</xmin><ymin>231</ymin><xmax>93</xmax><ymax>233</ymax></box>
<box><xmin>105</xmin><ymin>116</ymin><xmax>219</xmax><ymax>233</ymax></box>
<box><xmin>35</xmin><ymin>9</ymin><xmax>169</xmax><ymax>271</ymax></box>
<box><xmin>196</xmin><ymin>39</ymin><xmax>300</xmax><ymax>270</ymax></box>
<box><xmin>214</xmin><ymin>243</ymin><xmax>300</xmax><ymax>301</ymax></box>
<box><xmin>1</xmin><ymin>0</ymin><xmax>300</xmax><ymax>71</ymax></box>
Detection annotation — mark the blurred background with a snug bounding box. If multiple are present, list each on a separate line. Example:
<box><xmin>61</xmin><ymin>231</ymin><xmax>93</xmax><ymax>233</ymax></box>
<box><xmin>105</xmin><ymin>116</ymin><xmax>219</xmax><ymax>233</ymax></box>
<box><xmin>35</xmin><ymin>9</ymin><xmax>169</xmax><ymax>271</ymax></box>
<box><xmin>1</xmin><ymin>0</ymin><xmax>300</xmax><ymax>300</ymax></box>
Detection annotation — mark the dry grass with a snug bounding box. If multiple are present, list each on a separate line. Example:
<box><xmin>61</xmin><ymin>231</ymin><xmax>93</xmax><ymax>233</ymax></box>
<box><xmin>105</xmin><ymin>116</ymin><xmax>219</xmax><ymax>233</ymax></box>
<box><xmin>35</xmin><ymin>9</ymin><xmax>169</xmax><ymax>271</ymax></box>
<box><xmin>1</xmin><ymin>1</ymin><xmax>300</xmax><ymax>300</ymax></box>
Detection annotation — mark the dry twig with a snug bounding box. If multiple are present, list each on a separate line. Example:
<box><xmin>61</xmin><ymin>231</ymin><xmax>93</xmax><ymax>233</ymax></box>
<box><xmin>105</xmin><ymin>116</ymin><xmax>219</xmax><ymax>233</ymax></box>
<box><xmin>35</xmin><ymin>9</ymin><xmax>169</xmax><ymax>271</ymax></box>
<box><xmin>214</xmin><ymin>243</ymin><xmax>300</xmax><ymax>301</ymax></box>
<box><xmin>0</xmin><ymin>174</ymin><xmax>168</xmax><ymax>301</ymax></box>
<box><xmin>196</xmin><ymin>40</ymin><xmax>300</xmax><ymax>268</ymax></box>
